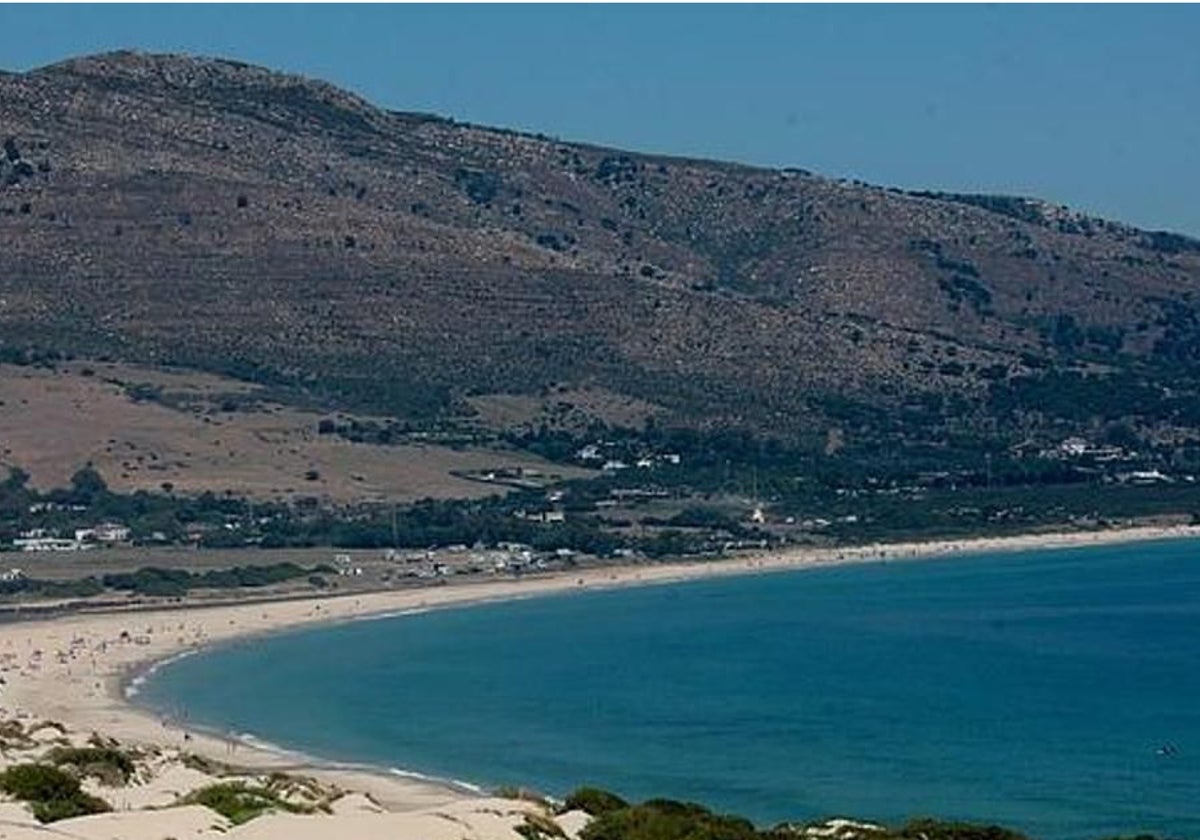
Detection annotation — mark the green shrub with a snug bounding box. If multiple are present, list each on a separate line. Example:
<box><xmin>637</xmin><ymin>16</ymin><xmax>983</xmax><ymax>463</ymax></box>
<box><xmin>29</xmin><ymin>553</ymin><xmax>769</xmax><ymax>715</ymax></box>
<box><xmin>0</xmin><ymin>764</ymin><xmax>79</xmax><ymax>801</ymax></box>
<box><xmin>46</xmin><ymin>746</ymin><xmax>136</xmax><ymax>785</ymax></box>
<box><xmin>516</xmin><ymin>812</ymin><xmax>568</xmax><ymax>840</ymax></box>
<box><xmin>581</xmin><ymin>799</ymin><xmax>758</xmax><ymax>840</ymax></box>
<box><xmin>30</xmin><ymin>792</ymin><xmax>110</xmax><ymax>823</ymax></box>
<box><xmin>895</xmin><ymin>819</ymin><xmax>1029</xmax><ymax>840</ymax></box>
<box><xmin>563</xmin><ymin>787</ymin><xmax>629</xmax><ymax>816</ymax></box>
<box><xmin>179</xmin><ymin>752</ymin><xmax>234</xmax><ymax>777</ymax></box>
<box><xmin>0</xmin><ymin>763</ymin><xmax>110</xmax><ymax>823</ymax></box>
<box><xmin>182</xmin><ymin>782</ymin><xmax>308</xmax><ymax>825</ymax></box>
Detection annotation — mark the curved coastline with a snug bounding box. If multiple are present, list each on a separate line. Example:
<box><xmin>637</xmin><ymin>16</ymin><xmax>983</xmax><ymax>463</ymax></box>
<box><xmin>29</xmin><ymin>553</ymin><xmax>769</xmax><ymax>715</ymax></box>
<box><xmin>116</xmin><ymin>600</ymin><xmax>531</xmax><ymax>802</ymax></box>
<box><xmin>4</xmin><ymin>523</ymin><xmax>1200</xmax><ymax>813</ymax></box>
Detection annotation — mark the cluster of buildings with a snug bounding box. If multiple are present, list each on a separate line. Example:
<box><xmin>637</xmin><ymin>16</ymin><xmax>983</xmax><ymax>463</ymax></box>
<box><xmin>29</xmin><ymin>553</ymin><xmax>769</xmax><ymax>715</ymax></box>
<box><xmin>1050</xmin><ymin>437</ymin><xmax>1128</xmax><ymax>462</ymax></box>
<box><xmin>574</xmin><ymin>443</ymin><xmax>682</xmax><ymax>472</ymax></box>
<box><xmin>387</xmin><ymin>542</ymin><xmax>557</xmax><ymax>579</ymax></box>
<box><xmin>11</xmin><ymin>522</ymin><xmax>131</xmax><ymax>553</ymax></box>
<box><xmin>1033</xmin><ymin>438</ymin><xmax>1184</xmax><ymax>484</ymax></box>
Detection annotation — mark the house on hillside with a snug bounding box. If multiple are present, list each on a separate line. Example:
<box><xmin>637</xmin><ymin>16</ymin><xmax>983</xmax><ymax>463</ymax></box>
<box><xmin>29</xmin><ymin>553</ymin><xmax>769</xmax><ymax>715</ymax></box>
<box><xmin>1059</xmin><ymin>437</ymin><xmax>1089</xmax><ymax>457</ymax></box>
<box><xmin>518</xmin><ymin>509</ymin><xmax>565</xmax><ymax>524</ymax></box>
<box><xmin>95</xmin><ymin>523</ymin><xmax>131</xmax><ymax>543</ymax></box>
<box><xmin>576</xmin><ymin>444</ymin><xmax>603</xmax><ymax>462</ymax></box>
<box><xmin>1055</xmin><ymin>438</ymin><xmax>1126</xmax><ymax>461</ymax></box>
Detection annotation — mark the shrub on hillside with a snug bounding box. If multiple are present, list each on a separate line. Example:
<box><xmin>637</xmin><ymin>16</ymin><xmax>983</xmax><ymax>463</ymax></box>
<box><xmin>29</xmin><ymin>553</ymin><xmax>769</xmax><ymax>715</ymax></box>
<box><xmin>182</xmin><ymin>782</ymin><xmax>309</xmax><ymax>825</ymax></box>
<box><xmin>516</xmin><ymin>811</ymin><xmax>568</xmax><ymax>840</ymax></box>
<box><xmin>30</xmin><ymin>793</ymin><xmax>111</xmax><ymax>824</ymax></box>
<box><xmin>895</xmin><ymin>819</ymin><xmax>1029</xmax><ymax>840</ymax></box>
<box><xmin>0</xmin><ymin>763</ymin><xmax>110</xmax><ymax>823</ymax></box>
<box><xmin>581</xmin><ymin>798</ymin><xmax>758</xmax><ymax>840</ymax></box>
<box><xmin>46</xmin><ymin>745</ymin><xmax>137</xmax><ymax>785</ymax></box>
<box><xmin>562</xmin><ymin>787</ymin><xmax>628</xmax><ymax>816</ymax></box>
<box><xmin>0</xmin><ymin>763</ymin><xmax>79</xmax><ymax>801</ymax></box>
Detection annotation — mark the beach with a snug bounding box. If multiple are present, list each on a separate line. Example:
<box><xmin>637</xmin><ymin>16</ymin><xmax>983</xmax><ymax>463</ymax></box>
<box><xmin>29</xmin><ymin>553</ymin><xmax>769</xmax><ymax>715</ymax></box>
<box><xmin>0</xmin><ymin>522</ymin><xmax>1197</xmax><ymax>839</ymax></box>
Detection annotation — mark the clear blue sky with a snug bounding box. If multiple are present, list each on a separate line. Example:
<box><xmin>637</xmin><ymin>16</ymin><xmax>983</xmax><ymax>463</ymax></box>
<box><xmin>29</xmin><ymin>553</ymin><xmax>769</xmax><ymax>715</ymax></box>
<box><xmin>2</xmin><ymin>4</ymin><xmax>1198</xmax><ymax>235</ymax></box>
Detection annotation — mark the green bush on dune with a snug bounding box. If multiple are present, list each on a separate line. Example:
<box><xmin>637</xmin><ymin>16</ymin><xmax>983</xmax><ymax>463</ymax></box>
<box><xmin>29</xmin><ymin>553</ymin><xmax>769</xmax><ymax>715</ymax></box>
<box><xmin>0</xmin><ymin>763</ymin><xmax>111</xmax><ymax>823</ymax></box>
<box><xmin>46</xmin><ymin>746</ymin><xmax>137</xmax><ymax>786</ymax></box>
<box><xmin>0</xmin><ymin>763</ymin><xmax>81</xmax><ymax>801</ymax></box>
<box><xmin>182</xmin><ymin>781</ymin><xmax>311</xmax><ymax>825</ymax></box>
<box><xmin>29</xmin><ymin>795</ymin><xmax>112</xmax><ymax>824</ymax></box>
<box><xmin>517</xmin><ymin>811</ymin><xmax>569</xmax><ymax>840</ymax></box>
<box><xmin>894</xmin><ymin>818</ymin><xmax>1029</xmax><ymax>840</ymax></box>
<box><xmin>563</xmin><ymin>786</ymin><xmax>629</xmax><ymax>816</ymax></box>
<box><xmin>561</xmin><ymin>790</ymin><xmax>1052</xmax><ymax>840</ymax></box>
<box><xmin>580</xmin><ymin>797</ymin><xmax>759</xmax><ymax>840</ymax></box>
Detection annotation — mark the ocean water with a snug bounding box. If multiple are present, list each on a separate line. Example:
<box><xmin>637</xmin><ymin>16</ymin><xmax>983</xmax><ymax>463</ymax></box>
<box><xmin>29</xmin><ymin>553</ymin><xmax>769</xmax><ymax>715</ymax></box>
<box><xmin>136</xmin><ymin>541</ymin><xmax>1200</xmax><ymax>839</ymax></box>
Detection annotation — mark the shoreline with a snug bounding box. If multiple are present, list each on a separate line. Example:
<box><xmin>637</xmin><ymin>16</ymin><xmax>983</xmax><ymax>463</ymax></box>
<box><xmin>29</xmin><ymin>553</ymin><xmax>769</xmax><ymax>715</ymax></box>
<box><xmin>3</xmin><ymin>522</ymin><xmax>1199</xmax><ymax>812</ymax></box>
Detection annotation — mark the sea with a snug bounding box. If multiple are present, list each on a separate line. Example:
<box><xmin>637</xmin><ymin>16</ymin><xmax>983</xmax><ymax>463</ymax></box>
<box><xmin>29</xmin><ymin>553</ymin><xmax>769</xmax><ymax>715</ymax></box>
<box><xmin>134</xmin><ymin>539</ymin><xmax>1200</xmax><ymax>840</ymax></box>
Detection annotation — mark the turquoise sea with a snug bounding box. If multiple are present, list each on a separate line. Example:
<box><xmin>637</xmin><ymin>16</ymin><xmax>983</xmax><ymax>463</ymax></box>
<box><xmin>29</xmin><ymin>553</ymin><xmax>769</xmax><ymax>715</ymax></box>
<box><xmin>136</xmin><ymin>540</ymin><xmax>1200</xmax><ymax>839</ymax></box>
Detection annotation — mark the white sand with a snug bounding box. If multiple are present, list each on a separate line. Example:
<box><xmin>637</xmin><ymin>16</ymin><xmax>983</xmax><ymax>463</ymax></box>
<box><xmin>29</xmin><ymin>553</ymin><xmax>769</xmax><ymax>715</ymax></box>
<box><xmin>0</xmin><ymin>523</ymin><xmax>1195</xmax><ymax>839</ymax></box>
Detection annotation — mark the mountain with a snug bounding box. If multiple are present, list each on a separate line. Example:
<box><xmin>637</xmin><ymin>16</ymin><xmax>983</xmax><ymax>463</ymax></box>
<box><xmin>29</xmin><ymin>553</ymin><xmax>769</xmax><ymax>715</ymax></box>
<box><xmin>3</xmin><ymin>50</ymin><xmax>1200</xmax><ymax>456</ymax></box>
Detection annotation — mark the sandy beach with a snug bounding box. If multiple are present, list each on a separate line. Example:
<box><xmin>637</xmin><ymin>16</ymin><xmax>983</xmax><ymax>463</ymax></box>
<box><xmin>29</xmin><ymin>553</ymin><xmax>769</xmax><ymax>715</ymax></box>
<box><xmin>0</xmin><ymin>523</ymin><xmax>1196</xmax><ymax>839</ymax></box>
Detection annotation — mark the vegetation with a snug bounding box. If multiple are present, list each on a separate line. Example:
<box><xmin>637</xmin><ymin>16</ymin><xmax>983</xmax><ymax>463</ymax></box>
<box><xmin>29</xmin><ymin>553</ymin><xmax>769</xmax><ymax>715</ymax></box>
<box><xmin>45</xmin><ymin>745</ymin><xmax>137</xmax><ymax>785</ymax></box>
<box><xmin>100</xmin><ymin>563</ymin><xmax>324</xmax><ymax>597</ymax></box>
<box><xmin>0</xmin><ymin>763</ymin><xmax>111</xmax><ymax>823</ymax></box>
<box><xmin>552</xmin><ymin>788</ymin><xmax>1200</xmax><ymax>840</ymax></box>
<box><xmin>9</xmin><ymin>400</ymin><xmax>1200</xmax><ymax>584</ymax></box>
<box><xmin>0</xmin><ymin>561</ymin><xmax>330</xmax><ymax>601</ymax></box>
<box><xmin>0</xmin><ymin>720</ymin><xmax>36</xmax><ymax>751</ymax></box>
<box><xmin>579</xmin><ymin>796</ymin><xmax>761</xmax><ymax>840</ymax></box>
<box><xmin>181</xmin><ymin>781</ymin><xmax>311</xmax><ymax>824</ymax></box>
<box><xmin>0</xmin><ymin>763</ymin><xmax>80</xmax><ymax>801</ymax></box>
<box><xmin>563</xmin><ymin>786</ymin><xmax>629</xmax><ymax>816</ymax></box>
<box><xmin>561</xmin><ymin>790</ymin><xmax>1044</xmax><ymax>840</ymax></box>
<box><xmin>891</xmin><ymin>820</ymin><xmax>1027</xmax><ymax>840</ymax></box>
<box><xmin>178</xmin><ymin>752</ymin><xmax>235</xmax><ymax>777</ymax></box>
<box><xmin>5</xmin><ymin>51</ymin><xmax>1200</xmax><ymax>451</ymax></box>
<box><xmin>905</xmin><ymin>191</ymin><xmax>1051</xmax><ymax>227</ymax></box>
<box><xmin>517</xmin><ymin>811</ymin><xmax>569</xmax><ymax>840</ymax></box>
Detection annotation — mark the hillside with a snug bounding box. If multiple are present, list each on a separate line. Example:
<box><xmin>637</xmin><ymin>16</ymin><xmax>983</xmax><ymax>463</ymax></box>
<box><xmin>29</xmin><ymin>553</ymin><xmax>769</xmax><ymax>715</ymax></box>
<box><xmin>3</xmin><ymin>50</ymin><xmax>1200</xmax><ymax>457</ymax></box>
<box><xmin>0</xmin><ymin>361</ymin><xmax>588</xmax><ymax>502</ymax></box>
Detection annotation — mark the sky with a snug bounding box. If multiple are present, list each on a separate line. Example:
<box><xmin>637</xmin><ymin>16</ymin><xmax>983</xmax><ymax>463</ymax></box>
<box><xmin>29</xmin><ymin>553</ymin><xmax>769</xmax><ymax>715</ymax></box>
<box><xmin>1</xmin><ymin>4</ymin><xmax>1198</xmax><ymax>236</ymax></box>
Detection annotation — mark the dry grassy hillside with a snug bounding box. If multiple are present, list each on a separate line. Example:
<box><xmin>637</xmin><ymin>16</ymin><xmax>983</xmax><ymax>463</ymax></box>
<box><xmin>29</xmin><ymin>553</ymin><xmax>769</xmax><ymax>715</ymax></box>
<box><xmin>1</xmin><ymin>51</ymin><xmax>1199</xmax><ymax>447</ymax></box>
<box><xmin>0</xmin><ymin>362</ymin><xmax>587</xmax><ymax>502</ymax></box>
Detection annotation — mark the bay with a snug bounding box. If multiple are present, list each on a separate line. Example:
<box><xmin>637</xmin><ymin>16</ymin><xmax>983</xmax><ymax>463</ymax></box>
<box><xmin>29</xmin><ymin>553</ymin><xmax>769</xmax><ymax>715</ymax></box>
<box><xmin>137</xmin><ymin>540</ymin><xmax>1200</xmax><ymax>839</ymax></box>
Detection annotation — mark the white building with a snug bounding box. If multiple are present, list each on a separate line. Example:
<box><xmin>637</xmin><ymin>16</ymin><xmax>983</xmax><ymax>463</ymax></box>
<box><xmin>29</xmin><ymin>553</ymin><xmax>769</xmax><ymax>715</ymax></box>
<box><xmin>95</xmin><ymin>523</ymin><xmax>131</xmax><ymax>543</ymax></box>
<box><xmin>13</xmin><ymin>537</ymin><xmax>90</xmax><ymax>552</ymax></box>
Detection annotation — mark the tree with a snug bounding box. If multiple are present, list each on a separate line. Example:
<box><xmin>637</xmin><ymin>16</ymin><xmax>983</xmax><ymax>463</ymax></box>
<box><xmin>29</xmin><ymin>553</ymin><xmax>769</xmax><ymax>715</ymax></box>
<box><xmin>69</xmin><ymin>465</ymin><xmax>108</xmax><ymax>506</ymax></box>
<box><xmin>1049</xmin><ymin>313</ymin><xmax>1083</xmax><ymax>353</ymax></box>
<box><xmin>0</xmin><ymin>468</ymin><xmax>33</xmax><ymax>519</ymax></box>
<box><xmin>1</xmin><ymin>467</ymin><xmax>29</xmax><ymax>491</ymax></box>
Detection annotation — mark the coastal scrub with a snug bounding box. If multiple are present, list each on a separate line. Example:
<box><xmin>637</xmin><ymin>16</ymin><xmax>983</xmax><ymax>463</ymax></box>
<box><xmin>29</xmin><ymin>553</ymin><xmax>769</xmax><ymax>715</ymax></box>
<box><xmin>0</xmin><ymin>762</ymin><xmax>111</xmax><ymax>822</ymax></box>
<box><xmin>181</xmin><ymin>781</ymin><xmax>315</xmax><ymax>824</ymax></box>
<box><xmin>46</xmin><ymin>745</ymin><xmax>138</xmax><ymax>785</ymax></box>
